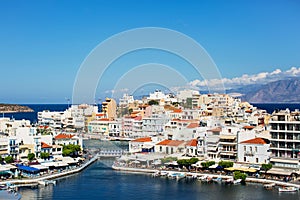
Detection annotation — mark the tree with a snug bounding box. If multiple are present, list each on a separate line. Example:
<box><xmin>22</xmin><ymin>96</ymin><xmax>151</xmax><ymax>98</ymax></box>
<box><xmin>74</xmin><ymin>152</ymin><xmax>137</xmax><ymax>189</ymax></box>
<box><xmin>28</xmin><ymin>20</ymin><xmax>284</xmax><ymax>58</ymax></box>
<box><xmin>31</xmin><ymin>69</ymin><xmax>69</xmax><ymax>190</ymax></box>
<box><xmin>4</xmin><ymin>156</ymin><xmax>14</xmax><ymax>164</ymax></box>
<box><xmin>28</xmin><ymin>153</ymin><xmax>35</xmax><ymax>162</ymax></box>
<box><xmin>128</xmin><ymin>108</ymin><xmax>133</xmax><ymax>115</ymax></box>
<box><xmin>160</xmin><ymin>157</ymin><xmax>177</xmax><ymax>164</ymax></box>
<box><xmin>63</xmin><ymin>144</ymin><xmax>81</xmax><ymax>157</ymax></box>
<box><xmin>40</xmin><ymin>152</ymin><xmax>50</xmax><ymax>160</ymax></box>
<box><xmin>148</xmin><ymin>100</ymin><xmax>159</xmax><ymax>105</ymax></box>
<box><xmin>177</xmin><ymin>158</ymin><xmax>199</xmax><ymax>168</ymax></box>
<box><xmin>201</xmin><ymin>161</ymin><xmax>216</xmax><ymax>168</ymax></box>
<box><xmin>261</xmin><ymin>163</ymin><xmax>272</xmax><ymax>172</ymax></box>
<box><xmin>218</xmin><ymin>161</ymin><xmax>234</xmax><ymax>168</ymax></box>
<box><xmin>234</xmin><ymin>171</ymin><xmax>247</xmax><ymax>182</ymax></box>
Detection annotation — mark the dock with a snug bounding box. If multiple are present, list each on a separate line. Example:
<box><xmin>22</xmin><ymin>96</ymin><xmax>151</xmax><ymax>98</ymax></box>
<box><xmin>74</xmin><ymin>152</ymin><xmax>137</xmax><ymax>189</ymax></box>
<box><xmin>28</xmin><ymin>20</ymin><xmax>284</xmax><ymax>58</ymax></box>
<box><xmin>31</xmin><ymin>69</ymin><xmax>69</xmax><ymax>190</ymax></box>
<box><xmin>0</xmin><ymin>154</ymin><xmax>99</xmax><ymax>187</ymax></box>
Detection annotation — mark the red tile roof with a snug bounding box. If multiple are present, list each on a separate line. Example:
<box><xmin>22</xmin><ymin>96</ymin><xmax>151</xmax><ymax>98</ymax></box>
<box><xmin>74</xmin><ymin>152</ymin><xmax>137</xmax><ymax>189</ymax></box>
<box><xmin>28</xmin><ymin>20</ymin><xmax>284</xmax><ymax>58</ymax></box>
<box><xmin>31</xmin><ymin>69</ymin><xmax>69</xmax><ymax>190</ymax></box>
<box><xmin>156</xmin><ymin>140</ymin><xmax>184</xmax><ymax>146</ymax></box>
<box><xmin>185</xmin><ymin>139</ymin><xmax>197</xmax><ymax>147</ymax></box>
<box><xmin>96</xmin><ymin>113</ymin><xmax>105</xmax><ymax>116</ymax></box>
<box><xmin>41</xmin><ymin>142</ymin><xmax>52</xmax><ymax>148</ymax></box>
<box><xmin>55</xmin><ymin>133</ymin><xmax>75</xmax><ymax>140</ymax></box>
<box><xmin>243</xmin><ymin>125</ymin><xmax>255</xmax><ymax>130</ymax></box>
<box><xmin>131</xmin><ymin>137</ymin><xmax>152</xmax><ymax>143</ymax></box>
<box><xmin>172</xmin><ymin>109</ymin><xmax>182</xmax><ymax>113</ymax></box>
<box><xmin>98</xmin><ymin>118</ymin><xmax>110</xmax><ymax>121</ymax></box>
<box><xmin>241</xmin><ymin>138</ymin><xmax>268</xmax><ymax>145</ymax></box>
<box><xmin>208</xmin><ymin>127</ymin><xmax>222</xmax><ymax>132</ymax></box>
<box><xmin>187</xmin><ymin>123</ymin><xmax>198</xmax><ymax>129</ymax></box>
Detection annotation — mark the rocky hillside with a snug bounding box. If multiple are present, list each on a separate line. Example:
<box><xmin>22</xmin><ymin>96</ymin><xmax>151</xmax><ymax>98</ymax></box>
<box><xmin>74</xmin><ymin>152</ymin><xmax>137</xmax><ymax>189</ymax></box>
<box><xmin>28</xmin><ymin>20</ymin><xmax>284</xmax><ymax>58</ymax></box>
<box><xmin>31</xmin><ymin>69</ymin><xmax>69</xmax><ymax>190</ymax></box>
<box><xmin>0</xmin><ymin>104</ymin><xmax>33</xmax><ymax>113</ymax></box>
<box><xmin>240</xmin><ymin>78</ymin><xmax>300</xmax><ymax>103</ymax></box>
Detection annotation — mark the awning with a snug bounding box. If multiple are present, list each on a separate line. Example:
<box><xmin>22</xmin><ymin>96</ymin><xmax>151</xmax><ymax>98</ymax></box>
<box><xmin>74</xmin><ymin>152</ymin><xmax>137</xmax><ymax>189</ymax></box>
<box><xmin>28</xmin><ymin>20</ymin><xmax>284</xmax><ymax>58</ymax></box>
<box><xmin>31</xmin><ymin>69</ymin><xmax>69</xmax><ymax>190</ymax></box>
<box><xmin>41</xmin><ymin>162</ymin><xmax>56</xmax><ymax>167</ymax></box>
<box><xmin>219</xmin><ymin>135</ymin><xmax>236</xmax><ymax>140</ymax></box>
<box><xmin>267</xmin><ymin>168</ymin><xmax>295</xmax><ymax>176</ymax></box>
<box><xmin>270</xmin><ymin>158</ymin><xmax>299</xmax><ymax>164</ymax></box>
<box><xmin>225</xmin><ymin>167</ymin><xmax>257</xmax><ymax>173</ymax></box>
<box><xmin>30</xmin><ymin>165</ymin><xmax>49</xmax><ymax>170</ymax></box>
<box><xmin>16</xmin><ymin>164</ymin><xmax>40</xmax><ymax>173</ymax></box>
<box><xmin>54</xmin><ymin>162</ymin><xmax>69</xmax><ymax>167</ymax></box>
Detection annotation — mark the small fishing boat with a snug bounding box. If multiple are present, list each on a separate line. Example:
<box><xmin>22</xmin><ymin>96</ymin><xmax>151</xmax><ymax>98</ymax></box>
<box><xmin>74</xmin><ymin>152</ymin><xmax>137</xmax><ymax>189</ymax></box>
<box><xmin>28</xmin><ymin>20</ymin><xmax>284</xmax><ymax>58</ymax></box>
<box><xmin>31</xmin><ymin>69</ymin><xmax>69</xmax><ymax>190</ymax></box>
<box><xmin>212</xmin><ymin>176</ymin><xmax>222</xmax><ymax>183</ymax></box>
<box><xmin>278</xmin><ymin>186</ymin><xmax>298</xmax><ymax>192</ymax></box>
<box><xmin>233</xmin><ymin>179</ymin><xmax>242</xmax><ymax>184</ymax></box>
<box><xmin>38</xmin><ymin>180</ymin><xmax>56</xmax><ymax>186</ymax></box>
<box><xmin>160</xmin><ymin>171</ymin><xmax>168</xmax><ymax>177</ymax></box>
<box><xmin>176</xmin><ymin>173</ymin><xmax>186</xmax><ymax>180</ymax></box>
<box><xmin>152</xmin><ymin>171</ymin><xmax>160</xmax><ymax>177</ymax></box>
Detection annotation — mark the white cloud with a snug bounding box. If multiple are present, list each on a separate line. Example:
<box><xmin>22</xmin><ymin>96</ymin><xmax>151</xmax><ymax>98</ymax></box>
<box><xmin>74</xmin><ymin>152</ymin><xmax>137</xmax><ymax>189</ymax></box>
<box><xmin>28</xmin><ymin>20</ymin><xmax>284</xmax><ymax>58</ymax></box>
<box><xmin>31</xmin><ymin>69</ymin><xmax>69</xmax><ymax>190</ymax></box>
<box><xmin>189</xmin><ymin>66</ymin><xmax>300</xmax><ymax>90</ymax></box>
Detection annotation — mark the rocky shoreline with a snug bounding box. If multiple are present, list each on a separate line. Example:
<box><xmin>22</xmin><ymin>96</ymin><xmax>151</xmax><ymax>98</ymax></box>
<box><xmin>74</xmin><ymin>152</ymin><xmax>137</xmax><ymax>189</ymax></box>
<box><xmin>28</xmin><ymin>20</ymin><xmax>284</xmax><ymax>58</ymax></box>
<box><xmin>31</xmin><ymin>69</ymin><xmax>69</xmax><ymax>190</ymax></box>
<box><xmin>0</xmin><ymin>104</ymin><xmax>33</xmax><ymax>113</ymax></box>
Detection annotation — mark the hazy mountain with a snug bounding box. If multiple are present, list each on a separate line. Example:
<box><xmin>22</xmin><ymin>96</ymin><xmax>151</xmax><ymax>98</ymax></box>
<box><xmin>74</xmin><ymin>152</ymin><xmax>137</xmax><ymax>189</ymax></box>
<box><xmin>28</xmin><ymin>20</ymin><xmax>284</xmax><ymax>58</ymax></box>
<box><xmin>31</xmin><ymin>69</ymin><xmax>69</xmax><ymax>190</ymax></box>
<box><xmin>235</xmin><ymin>78</ymin><xmax>300</xmax><ymax>103</ymax></box>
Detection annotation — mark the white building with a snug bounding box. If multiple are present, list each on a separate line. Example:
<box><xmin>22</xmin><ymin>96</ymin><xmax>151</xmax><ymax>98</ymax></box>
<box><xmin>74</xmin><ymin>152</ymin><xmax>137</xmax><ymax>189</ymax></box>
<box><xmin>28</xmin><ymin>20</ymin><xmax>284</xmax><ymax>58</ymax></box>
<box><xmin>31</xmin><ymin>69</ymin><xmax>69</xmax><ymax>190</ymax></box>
<box><xmin>119</xmin><ymin>94</ymin><xmax>134</xmax><ymax>107</ymax></box>
<box><xmin>129</xmin><ymin>137</ymin><xmax>154</xmax><ymax>153</ymax></box>
<box><xmin>269</xmin><ymin>109</ymin><xmax>300</xmax><ymax>169</ymax></box>
<box><xmin>238</xmin><ymin>138</ymin><xmax>270</xmax><ymax>164</ymax></box>
<box><xmin>155</xmin><ymin>139</ymin><xmax>185</xmax><ymax>154</ymax></box>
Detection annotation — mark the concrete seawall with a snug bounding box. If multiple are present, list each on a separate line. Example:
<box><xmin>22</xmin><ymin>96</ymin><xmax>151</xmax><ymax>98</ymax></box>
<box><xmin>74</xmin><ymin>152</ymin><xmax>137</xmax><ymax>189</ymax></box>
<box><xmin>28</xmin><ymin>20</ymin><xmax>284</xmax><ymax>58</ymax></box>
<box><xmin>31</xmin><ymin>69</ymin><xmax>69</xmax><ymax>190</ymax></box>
<box><xmin>0</xmin><ymin>155</ymin><xmax>99</xmax><ymax>186</ymax></box>
<box><xmin>112</xmin><ymin>166</ymin><xmax>300</xmax><ymax>188</ymax></box>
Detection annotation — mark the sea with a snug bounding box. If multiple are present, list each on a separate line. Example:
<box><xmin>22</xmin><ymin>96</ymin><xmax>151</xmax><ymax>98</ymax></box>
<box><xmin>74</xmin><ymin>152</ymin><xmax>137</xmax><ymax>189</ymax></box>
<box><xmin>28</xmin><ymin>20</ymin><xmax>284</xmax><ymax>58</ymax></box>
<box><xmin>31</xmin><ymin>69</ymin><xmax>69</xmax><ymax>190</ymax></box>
<box><xmin>3</xmin><ymin>104</ymin><xmax>300</xmax><ymax>200</ymax></box>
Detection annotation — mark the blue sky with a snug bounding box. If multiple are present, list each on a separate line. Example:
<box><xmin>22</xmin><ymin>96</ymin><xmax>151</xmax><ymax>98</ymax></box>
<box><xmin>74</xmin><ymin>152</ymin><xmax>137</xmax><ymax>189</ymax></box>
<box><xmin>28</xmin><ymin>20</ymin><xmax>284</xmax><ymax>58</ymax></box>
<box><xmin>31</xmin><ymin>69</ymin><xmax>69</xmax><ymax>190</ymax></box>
<box><xmin>0</xmin><ymin>0</ymin><xmax>299</xmax><ymax>103</ymax></box>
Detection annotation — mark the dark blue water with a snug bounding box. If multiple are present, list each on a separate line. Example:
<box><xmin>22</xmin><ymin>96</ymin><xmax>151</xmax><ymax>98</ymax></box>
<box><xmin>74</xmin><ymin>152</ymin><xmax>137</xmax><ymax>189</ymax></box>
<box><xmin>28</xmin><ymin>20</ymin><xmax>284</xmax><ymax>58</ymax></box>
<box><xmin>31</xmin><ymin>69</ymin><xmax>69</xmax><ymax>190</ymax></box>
<box><xmin>252</xmin><ymin>103</ymin><xmax>300</xmax><ymax>114</ymax></box>
<box><xmin>2</xmin><ymin>104</ymin><xmax>69</xmax><ymax>123</ymax></box>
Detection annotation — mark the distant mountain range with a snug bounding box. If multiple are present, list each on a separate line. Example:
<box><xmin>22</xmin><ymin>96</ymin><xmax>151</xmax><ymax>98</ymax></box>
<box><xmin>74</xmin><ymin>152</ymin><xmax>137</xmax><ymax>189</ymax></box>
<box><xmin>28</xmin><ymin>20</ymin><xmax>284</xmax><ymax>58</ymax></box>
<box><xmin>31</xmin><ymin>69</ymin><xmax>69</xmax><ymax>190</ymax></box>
<box><xmin>229</xmin><ymin>78</ymin><xmax>300</xmax><ymax>103</ymax></box>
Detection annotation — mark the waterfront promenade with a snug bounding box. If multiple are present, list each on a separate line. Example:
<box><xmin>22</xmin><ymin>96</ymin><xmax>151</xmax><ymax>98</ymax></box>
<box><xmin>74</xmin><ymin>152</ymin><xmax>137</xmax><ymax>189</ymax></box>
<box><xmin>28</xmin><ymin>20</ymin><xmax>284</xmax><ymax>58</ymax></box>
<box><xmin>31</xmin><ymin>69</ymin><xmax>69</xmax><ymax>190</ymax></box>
<box><xmin>112</xmin><ymin>165</ymin><xmax>300</xmax><ymax>189</ymax></box>
<box><xmin>0</xmin><ymin>154</ymin><xmax>99</xmax><ymax>187</ymax></box>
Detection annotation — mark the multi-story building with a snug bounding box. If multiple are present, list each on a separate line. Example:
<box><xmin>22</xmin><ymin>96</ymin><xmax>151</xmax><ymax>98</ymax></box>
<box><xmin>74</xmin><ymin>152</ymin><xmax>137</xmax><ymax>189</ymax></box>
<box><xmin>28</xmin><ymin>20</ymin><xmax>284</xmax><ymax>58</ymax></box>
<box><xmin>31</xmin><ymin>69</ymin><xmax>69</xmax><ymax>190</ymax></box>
<box><xmin>119</xmin><ymin>94</ymin><xmax>134</xmax><ymax>107</ymax></box>
<box><xmin>101</xmin><ymin>98</ymin><xmax>117</xmax><ymax>121</ymax></box>
<box><xmin>142</xmin><ymin>114</ymin><xmax>167</xmax><ymax>137</ymax></box>
<box><xmin>238</xmin><ymin>138</ymin><xmax>270</xmax><ymax>164</ymax></box>
<box><xmin>269</xmin><ymin>109</ymin><xmax>300</xmax><ymax>169</ymax></box>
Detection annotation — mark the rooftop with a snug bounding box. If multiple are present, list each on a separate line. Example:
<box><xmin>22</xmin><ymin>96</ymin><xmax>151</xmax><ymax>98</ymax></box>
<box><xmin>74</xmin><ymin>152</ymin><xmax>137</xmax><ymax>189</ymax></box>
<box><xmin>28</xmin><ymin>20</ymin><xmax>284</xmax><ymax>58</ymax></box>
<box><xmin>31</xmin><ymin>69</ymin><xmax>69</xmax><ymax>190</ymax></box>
<box><xmin>241</xmin><ymin>138</ymin><xmax>268</xmax><ymax>145</ymax></box>
<box><xmin>55</xmin><ymin>133</ymin><xmax>75</xmax><ymax>140</ymax></box>
<box><xmin>41</xmin><ymin>142</ymin><xmax>52</xmax><ymax>148</ymax></box>
<box><xmin>156</xmin><ymin>139</ymin><xmax>185</xmax><ymax>146</ymax></box>
<box><xmin>185</xmin><ymin>139</ymin><xmax>197</xmax><ymax>147</ymax></box>
<box><xmin>131</xmin><ymin>137</ymin><xmax>152</xmax><ymax>143</ymax></box>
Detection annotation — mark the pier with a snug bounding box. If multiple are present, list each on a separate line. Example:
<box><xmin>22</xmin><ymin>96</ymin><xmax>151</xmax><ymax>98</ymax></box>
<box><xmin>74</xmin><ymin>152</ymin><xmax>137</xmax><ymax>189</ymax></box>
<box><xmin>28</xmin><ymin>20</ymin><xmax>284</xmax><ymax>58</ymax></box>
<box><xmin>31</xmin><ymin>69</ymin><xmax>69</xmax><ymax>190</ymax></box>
<box><xmin>0</xmin><ymin>154</ymin><xmax>99</xmax><ymax>187</ymax></box>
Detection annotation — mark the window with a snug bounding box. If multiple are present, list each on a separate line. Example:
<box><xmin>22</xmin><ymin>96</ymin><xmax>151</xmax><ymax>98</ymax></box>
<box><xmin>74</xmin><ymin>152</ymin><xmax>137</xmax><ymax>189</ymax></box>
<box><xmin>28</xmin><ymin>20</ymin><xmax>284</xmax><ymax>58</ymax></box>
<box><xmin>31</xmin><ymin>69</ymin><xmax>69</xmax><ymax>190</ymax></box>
<box><xmin>160</xmin><ymin>146</ymin><xmax>162</xmax><ymax>152</ymax></box>
<box><xmin>256</xmin><ymin>158</ymin><xmax>259</xmax><ymax>163</ymax></box>
<box><xmin>244</xmin><ymin>146</ymin><xmax>246</xmax><ymax>151</ymax></box>
<box><xmin>255</xmin><ymin>147</ymin><xmax>257</xmax><ymax>152</ymax></box>
<box><xmin>250</xmin><ymin>147</ymin><xmax>252</xmax><ymax>152</ymax></box>
<box><xmin>244</xmin><ymin>157</ymin><xmax>246</xmax><ymax>162</ymax></box>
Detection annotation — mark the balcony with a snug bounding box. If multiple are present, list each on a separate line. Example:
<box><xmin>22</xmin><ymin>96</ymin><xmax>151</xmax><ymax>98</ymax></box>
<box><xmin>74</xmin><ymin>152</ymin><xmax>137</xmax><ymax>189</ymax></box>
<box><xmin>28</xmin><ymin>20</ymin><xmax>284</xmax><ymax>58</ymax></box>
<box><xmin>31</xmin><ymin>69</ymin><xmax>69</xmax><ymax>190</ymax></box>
<box><xmin>244</xmin><ymin>151</ymin><xmax>255</xmax><ymax>156</ymax></box>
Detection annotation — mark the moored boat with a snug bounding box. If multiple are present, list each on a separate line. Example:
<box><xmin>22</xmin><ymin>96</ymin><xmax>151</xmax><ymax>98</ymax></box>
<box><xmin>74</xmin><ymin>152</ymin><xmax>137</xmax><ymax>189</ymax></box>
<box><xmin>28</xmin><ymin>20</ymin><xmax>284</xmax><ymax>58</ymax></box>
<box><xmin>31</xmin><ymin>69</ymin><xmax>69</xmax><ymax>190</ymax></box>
<box><xmin>233</xmin><ymin>179</ymin><xmax>242</xmax><ymax>184</ymax></box>
<box><xmin>278</xmin><ymin>186</ymin><xmax>299</xmax><ymax>192</ymax></box>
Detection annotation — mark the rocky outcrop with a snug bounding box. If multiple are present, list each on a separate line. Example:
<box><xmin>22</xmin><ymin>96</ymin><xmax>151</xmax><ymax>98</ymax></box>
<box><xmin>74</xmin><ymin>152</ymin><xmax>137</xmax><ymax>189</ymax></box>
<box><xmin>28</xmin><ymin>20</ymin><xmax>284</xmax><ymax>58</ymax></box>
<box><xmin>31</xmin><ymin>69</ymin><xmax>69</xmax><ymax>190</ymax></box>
<box><xmin>0</xmin><ymin>104</ymin><xmax>34</xmax><ymax>113</ymax></box>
